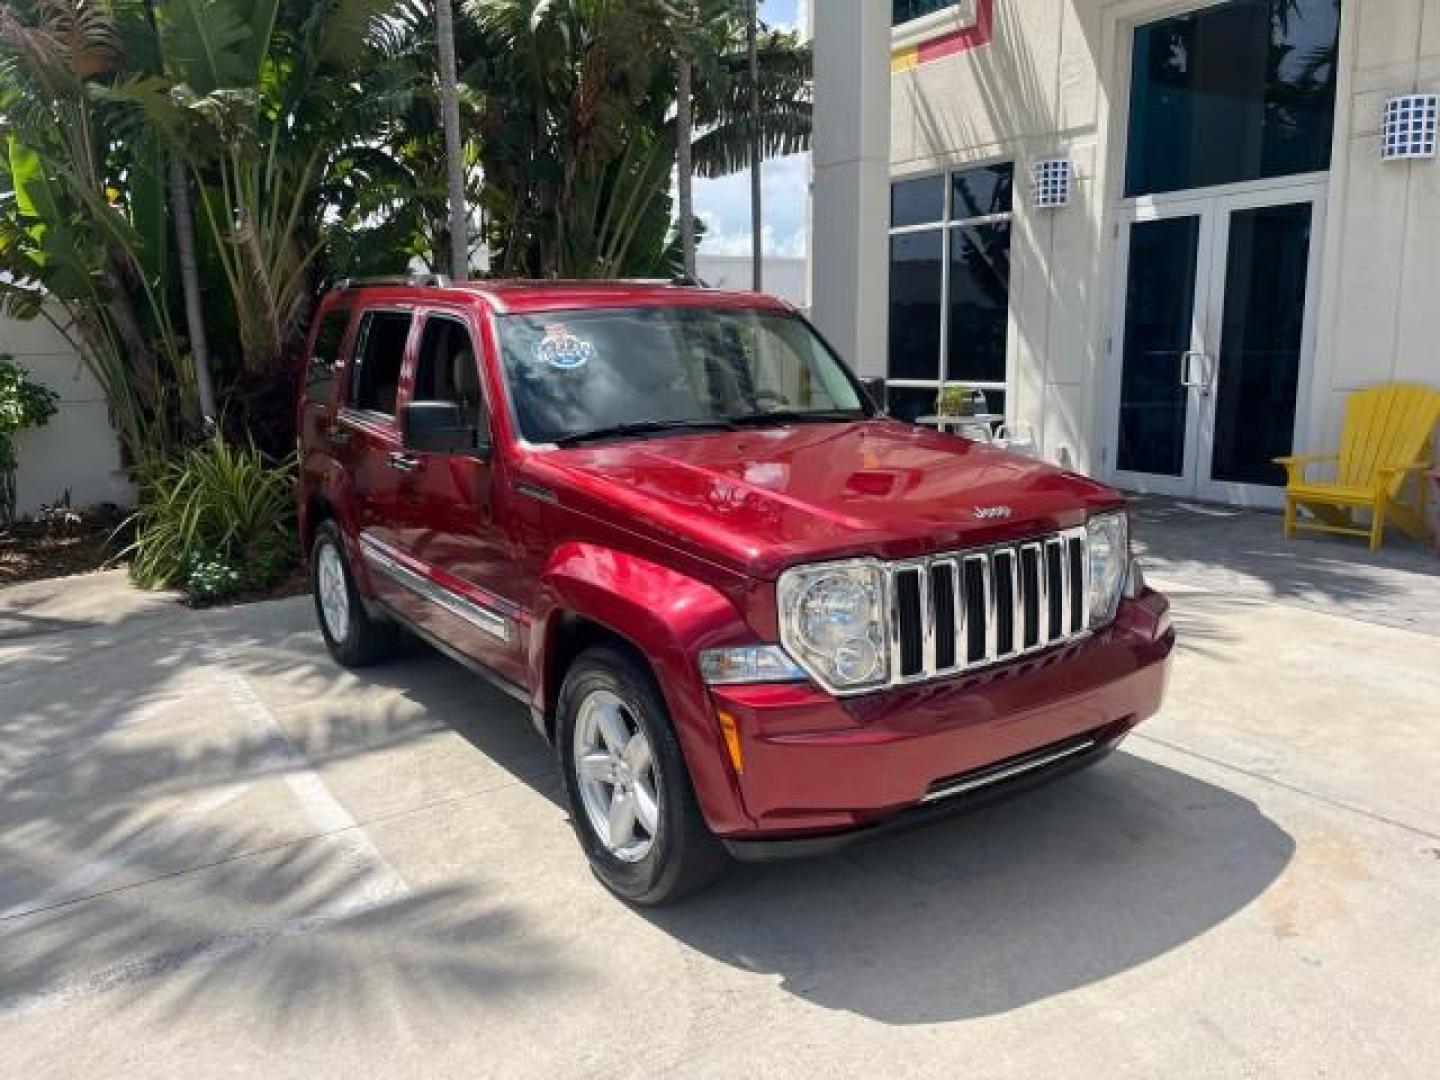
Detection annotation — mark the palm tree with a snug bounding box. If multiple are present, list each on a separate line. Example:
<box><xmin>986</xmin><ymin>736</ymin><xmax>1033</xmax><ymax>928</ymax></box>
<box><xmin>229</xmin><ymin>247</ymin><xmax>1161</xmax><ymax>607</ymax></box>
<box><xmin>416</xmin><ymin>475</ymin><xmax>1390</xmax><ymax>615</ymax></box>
<box><xmin>167</xmin><ymin>154</ymin><xmax>218</xmax><ymax>424</ymax></box>
<box><xmin>676</xmin><ymin>44</ymin><xmax>696</xmax><ymax>279</ymax></box>
<box><xmin>746</xmin><ymin>0</ymin><xmax>761</xmax><ymax>291</ymax></box>
<box><xmin>466</xmin><ymin>0</ymin><xmax>810</xmax><ymax>279</ymax></box>
<box><xmin>435</xmin><ymin>0</ymin><xmax>470</xmax><ymax>281</ymax></box>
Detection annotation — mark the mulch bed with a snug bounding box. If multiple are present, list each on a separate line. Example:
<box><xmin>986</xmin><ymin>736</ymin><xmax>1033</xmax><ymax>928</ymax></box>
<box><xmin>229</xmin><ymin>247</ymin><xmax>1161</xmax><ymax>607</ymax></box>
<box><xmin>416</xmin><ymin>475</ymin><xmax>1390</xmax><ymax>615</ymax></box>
<box><xmin>0</xmin><ymin>509</ymin><xmax>128</xmax><ymax>589</ymax></box>
<box><xmin>1</xmin><ymin>509</ymin><xmax>310</xmax><ymax>606</ymax></box>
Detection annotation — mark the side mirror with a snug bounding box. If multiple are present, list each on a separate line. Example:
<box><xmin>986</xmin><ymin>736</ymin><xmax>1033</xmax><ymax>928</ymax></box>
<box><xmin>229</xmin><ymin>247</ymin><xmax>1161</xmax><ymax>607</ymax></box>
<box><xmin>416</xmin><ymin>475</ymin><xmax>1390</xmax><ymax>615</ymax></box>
<box><xmin>402</xmin><ymin>401</ymin><xmax>487</xmax><ymax>457</ymax></box>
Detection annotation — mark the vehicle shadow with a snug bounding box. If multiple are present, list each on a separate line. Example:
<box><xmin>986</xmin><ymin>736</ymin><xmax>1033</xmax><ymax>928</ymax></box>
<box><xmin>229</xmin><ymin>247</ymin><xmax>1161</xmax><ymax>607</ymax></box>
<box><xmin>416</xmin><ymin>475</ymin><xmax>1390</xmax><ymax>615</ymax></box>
<box><xmin>645</xmin><ymin>750</ymin><xmax>1293</xmax><ymax>1024</ymax></box>
<box><xmin>233</xmin><ymin>604</ymin><xmax>1292</xmax><ymax>1027</ymax></box>
<box><xmin>356</xmin><ymin>621</ymin><xmax>1292</xmax><ymax>1026</ymax></box>
<box><xmin>1</xmin><ymin>588</ymin><xmax>1291</xmax><ymax>1032</ymax></box>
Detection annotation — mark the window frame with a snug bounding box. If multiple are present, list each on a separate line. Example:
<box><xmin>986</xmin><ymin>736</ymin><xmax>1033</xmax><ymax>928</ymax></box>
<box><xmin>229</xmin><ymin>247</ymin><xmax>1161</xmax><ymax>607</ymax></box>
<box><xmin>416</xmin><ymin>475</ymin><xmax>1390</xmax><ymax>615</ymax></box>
<box><xmin>1121</xmin><ymin>0</ymin><xmax>1342</xmax><ymax>199</ymax></box>
<box><xmin>886</xmin><ymin>158</ymin><xmax>1015</xmax><ymax>421</ymax></box>
<box><xmin>891</xmin><ymin>1</ymin><xmax>975</xmax><ymax>47</ymax></box>
<box><xmin>406</xmin><ymin>309</ymin><xmax>493</xmax><ymax>444</ymax></box>
<box><xmin>345</xmin><ymin>307</ymin><xmax>417</xmax><ymax>421</ymax></box>
<box><xmin>304</xmin><ymin>306</ymin><xmax>353</xmax><ymax>407</ymax></box>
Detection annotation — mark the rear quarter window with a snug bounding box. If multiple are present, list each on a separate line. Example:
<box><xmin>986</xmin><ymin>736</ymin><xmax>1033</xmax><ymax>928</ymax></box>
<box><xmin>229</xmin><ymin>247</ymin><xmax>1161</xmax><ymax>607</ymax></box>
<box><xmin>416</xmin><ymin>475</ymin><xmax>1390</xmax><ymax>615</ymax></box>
<box><xmin>305</xmin><ymin>309</ymin><xmax>351</xmax><ymax>406</ymax></box>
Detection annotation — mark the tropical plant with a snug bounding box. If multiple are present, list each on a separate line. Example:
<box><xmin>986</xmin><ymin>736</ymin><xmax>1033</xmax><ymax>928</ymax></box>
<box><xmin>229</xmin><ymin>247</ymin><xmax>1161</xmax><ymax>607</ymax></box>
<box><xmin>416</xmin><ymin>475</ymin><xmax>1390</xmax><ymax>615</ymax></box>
<box><xmin>0</xmin><ymin>0</ymin><xmax>193</xmax><ymax>464</ymax></box>
<box><xmin>0</xmin><ymin>355</ymin><xmax>60</xmax><ymax>524</ymax></box>
<box><xmin>103</xmin><ymin>0</ymin><xmax>425</xmax><ymax>378</ymax></box>
<box><xmin>331</xmin><ymin>0</ymin><xmax>487</xmax><ymax>278</ymax></box>
<box><xmin>466</xmin><ymin>0</ymin><xmax>811</xmax><ymax>279</ymax></box>
<box><xmin>123</xmin><ymin>432</ymin><xmax>297</xmax><ymax>597</ymax></box>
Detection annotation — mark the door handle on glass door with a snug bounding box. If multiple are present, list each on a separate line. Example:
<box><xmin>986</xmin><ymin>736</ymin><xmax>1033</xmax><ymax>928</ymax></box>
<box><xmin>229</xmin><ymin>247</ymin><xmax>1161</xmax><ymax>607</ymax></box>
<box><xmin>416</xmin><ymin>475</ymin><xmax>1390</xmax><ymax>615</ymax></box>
<box><xmin>1180</xmin><ymin>351</ymin><xmax>1213</xmax><ymax>395</ymax></box>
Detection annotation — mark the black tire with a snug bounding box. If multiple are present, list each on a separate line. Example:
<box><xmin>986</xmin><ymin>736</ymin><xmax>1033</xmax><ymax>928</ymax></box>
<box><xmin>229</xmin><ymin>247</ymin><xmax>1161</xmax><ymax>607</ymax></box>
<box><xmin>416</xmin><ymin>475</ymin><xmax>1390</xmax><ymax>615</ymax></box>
<box><xmin>311</xmin><ymin>520</ymin><xmax>398</xmax><ymax>668</ymax></box>
<box><xmin>557</xmin><ymin>645</ymin><xmax>729</xmax><ymax>905</ymax></box>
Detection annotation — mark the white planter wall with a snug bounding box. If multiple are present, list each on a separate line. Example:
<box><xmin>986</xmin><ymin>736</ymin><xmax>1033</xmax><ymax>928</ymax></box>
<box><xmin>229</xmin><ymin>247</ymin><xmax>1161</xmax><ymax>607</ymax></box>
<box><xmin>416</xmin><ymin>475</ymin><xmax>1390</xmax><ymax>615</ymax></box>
<box><xmin>2</xmin><ymin>314</ymin><xmax>131</xmax><ymax>518</ymax></box>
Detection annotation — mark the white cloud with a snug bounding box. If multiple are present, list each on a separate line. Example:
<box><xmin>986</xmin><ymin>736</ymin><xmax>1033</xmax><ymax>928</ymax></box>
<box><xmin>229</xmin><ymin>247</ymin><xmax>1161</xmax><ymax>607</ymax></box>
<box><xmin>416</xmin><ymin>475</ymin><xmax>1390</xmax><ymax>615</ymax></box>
<box><xmin>692</xmin><ymin>152</ymin><xmax>810</xmax><ymax>259</ymax></box>
<box><xmin>697</xmin><ymin>213</ymin><xmax>807</xmax><ymax>259</ymax></box>
<box><xmin>763</xmin><ymin>0</ymin><xmax>809</xmax><ymax>35</ymax></box>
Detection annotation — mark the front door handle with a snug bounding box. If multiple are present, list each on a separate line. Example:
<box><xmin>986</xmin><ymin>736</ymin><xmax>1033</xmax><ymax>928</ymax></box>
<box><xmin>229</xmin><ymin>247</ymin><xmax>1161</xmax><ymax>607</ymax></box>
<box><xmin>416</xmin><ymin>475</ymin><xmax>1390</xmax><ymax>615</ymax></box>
<box><xmin>387</xmin><ymin>452</ymin><xmax>419</xmax><ymax>473</ymax></box>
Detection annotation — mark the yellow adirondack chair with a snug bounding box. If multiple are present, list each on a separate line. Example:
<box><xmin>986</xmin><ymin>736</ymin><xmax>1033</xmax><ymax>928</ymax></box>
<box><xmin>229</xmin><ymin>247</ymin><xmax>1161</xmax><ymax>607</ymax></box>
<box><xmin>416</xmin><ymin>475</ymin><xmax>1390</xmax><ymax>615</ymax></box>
<box><xmin>1275</xmin><ymin>383</ymin><xmax>1440</xmax><ymax>551</ymax></box>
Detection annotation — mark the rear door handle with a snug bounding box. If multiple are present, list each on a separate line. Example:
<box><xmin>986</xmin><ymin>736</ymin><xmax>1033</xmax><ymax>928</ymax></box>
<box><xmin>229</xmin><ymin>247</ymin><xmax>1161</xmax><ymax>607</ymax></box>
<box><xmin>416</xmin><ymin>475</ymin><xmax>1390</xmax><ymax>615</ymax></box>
<box><xmin>387</xmin><ymin>452</ymin><xmax>419</xmax><ymax>473</ymax></box>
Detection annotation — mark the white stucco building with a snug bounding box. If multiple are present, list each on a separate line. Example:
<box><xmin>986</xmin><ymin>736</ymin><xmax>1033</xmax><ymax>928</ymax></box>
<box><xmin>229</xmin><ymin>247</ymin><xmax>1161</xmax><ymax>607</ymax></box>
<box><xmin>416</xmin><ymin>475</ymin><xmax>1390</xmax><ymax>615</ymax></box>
<box><xmin>813</xmin><ymin>0</ymin><xmax>1439</xmax><ymax>507</ymax></box>
<box><xmin>2</xmin><ymin>314</ymin><xmax>130</xmax><ymax>518</ymax></box>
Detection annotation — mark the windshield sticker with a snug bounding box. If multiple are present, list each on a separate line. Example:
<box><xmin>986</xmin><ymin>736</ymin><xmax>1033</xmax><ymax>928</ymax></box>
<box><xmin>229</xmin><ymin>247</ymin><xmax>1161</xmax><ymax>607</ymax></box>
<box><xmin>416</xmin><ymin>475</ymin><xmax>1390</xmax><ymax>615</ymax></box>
<box><xmin>537</xmin><ymin>324</ymin><xmax>596</xmax><ymax>370</ymax></box>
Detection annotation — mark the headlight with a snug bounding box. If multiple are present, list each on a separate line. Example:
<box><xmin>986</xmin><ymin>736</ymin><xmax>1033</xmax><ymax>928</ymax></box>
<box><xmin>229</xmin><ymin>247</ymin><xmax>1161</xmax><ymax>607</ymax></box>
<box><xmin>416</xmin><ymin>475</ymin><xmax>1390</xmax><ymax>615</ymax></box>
<box><xmin>777</xmin><ymin>560</ymin><xmax>889</xmax><ymax>694</ymax></box>
<box><xmin>1086</xmin><ymin>511</ymin><xmax>1129</xmax><ymax>626</ymax></box>
<box><xmin>699</xmin><ymin>645</ymin><xmax>807</xmax><ymax>685</ymax></box>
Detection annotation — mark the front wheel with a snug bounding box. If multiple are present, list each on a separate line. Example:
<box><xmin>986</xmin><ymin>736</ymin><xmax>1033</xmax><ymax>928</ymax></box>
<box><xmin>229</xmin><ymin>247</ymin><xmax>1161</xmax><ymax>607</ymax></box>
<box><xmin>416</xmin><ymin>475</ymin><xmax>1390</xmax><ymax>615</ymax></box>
<box><xmin>557</xmin><ymin>646</ymin><xmax>728</xmax><ymax>905</ymax></box>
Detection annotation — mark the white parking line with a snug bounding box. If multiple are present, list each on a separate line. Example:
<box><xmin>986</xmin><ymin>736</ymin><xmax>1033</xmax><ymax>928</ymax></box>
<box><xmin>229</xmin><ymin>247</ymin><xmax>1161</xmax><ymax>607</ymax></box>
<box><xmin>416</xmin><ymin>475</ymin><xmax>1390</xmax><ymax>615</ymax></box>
<box><xmin>0</xmin><ymin>634</ymin><xmax>411</xmax><ymax>1016</ymax></box>
<box><xmin>198</xmin><ymin>631</ymin><xmax>409</xmax><ymax>902</ymax></box>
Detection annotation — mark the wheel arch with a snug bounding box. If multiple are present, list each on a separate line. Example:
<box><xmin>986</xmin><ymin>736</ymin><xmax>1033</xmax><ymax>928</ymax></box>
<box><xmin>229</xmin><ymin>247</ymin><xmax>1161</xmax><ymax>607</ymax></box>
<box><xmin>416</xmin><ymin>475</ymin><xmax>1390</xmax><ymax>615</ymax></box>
<box><xmin>532</xmin><ymin>543</ymin><xmax>759</xmax><ymax>835</ymax></box>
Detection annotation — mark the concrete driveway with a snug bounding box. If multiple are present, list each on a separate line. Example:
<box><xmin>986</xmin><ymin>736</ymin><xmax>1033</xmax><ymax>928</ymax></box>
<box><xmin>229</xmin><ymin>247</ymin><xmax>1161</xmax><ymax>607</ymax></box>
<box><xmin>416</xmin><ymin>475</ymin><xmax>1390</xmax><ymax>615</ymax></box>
<box><xmin>2</xmin><ymin>521</ymin><xmax>1439</xmax><ymax>1077</ymax></box>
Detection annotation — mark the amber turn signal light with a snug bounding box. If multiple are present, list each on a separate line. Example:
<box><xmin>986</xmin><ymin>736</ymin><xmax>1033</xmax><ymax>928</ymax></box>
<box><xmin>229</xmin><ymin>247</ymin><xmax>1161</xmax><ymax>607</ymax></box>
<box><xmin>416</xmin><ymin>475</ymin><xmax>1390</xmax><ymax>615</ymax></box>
<box><xmin>716</xmin><ymin>709</ymin><xmax>744</xmax><ymax>774</ymax></box>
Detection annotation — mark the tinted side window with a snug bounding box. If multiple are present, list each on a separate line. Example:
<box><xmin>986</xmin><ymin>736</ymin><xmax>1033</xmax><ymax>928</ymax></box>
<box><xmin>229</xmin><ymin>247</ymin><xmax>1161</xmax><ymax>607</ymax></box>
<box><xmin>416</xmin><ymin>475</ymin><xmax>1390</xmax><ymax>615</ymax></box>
<box><xmin>305</xmin><ymin>309</ymin><xmax>350</xmax><ymax>404</ymax></box>
<box><xmin>414</xmin><ymin>316</ymin><xmax>486</xmax><ymax>433</ymax></box>
<box><xmin>350</xmin><ymin>311</ymin><xmax>412</xmax><ymax>416</ymax></box>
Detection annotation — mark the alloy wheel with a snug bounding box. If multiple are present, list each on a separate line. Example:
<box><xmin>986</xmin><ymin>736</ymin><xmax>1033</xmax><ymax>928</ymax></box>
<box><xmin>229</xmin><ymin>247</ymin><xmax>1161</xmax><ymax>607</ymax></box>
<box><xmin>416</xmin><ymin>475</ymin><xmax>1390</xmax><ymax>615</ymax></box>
<box><xmin>573</xmin><ymin>689</ymin><xmax>661</xmax><ymax>863</ymax></box>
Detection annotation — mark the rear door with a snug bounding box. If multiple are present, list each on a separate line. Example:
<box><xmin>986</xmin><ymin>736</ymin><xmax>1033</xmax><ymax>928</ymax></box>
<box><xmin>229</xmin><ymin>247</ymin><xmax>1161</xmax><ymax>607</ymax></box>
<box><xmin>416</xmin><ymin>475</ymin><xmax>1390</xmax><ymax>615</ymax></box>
<box><xmin>333</xmin><ymin>306</ymin><xmax>419</xmax><ymax>613</ymax></box>
<box><xmin>390</xmin><ymin>308</ymin><xmax>525</xmax><ymax>684</ymax></box>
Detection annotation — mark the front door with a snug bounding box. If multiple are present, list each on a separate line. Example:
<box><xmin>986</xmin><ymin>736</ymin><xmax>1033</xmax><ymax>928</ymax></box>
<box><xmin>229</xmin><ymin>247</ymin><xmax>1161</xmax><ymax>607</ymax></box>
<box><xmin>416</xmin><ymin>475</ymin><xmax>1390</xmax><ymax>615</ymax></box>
<box><xmin>1107</xmin><ymin>182</ymin><xmax>1324</xmax><ymax>507</ymax></box>
<box><xmin>391</xmin><ymin>309</ymin><xmax>525</xmax><ymax>686</ymax></box>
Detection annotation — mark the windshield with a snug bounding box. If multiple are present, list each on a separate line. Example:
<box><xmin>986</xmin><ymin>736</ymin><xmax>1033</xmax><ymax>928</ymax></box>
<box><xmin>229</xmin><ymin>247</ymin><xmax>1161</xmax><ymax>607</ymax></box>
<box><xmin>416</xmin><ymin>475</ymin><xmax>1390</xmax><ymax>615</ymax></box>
<box><xmin>496</xmin><ymin>307</ymin><xmax>869</xmax><ymax>444</ymax></box>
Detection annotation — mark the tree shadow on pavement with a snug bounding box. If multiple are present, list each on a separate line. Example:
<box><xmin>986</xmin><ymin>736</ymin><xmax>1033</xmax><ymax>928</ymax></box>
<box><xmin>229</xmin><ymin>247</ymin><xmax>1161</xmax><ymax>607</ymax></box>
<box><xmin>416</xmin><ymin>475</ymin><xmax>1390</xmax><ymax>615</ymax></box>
<box><xmin>647</xmin><ymin>750</ymin><xmax>1293</xmax><ymax>1024</ymax></box>
<box><xmin>1129</xmin><ymin>496</ymin><xmax>1440</xmax><ymax>636</ymax></box>
<box><xmin>0</xmin><ymin>594</ymin><xmax>577</xmax><ymax>1031</ymax></box>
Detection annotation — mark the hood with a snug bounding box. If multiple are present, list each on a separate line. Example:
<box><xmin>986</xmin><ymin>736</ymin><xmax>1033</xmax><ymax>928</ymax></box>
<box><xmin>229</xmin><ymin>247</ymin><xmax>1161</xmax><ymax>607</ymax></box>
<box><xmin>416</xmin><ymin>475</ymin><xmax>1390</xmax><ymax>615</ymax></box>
<box><xmin>534</xmin><ymin>420</ymin><xmax>1121</xmax><ymax>579</ymax></box>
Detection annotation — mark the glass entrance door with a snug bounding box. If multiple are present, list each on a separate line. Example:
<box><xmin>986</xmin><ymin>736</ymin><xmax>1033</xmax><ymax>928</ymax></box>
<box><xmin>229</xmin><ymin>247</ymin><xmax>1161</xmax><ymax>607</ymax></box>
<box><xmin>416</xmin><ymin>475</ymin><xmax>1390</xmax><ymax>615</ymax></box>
<box><xmin>1107</xmin><ymin>183</ymin><xmax>1324</xmax><ymax>506</ymax></box>
<box><xmin>1112</xmin><ymin>205</ymin><xmax>1211</xmax><ymax>496</ymax></box>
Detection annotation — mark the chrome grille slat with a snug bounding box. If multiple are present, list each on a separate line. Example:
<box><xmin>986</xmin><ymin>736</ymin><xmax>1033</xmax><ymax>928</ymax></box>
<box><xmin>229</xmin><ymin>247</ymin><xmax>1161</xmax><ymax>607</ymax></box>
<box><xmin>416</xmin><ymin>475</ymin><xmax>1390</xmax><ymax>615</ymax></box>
<box><xmin>1050</xmin><ymin>537</ymin><xmax>1069</xmax><ymax>642</ymax></box>
<box><xmin>996</xmin><ymin>550</ymin><xmax>1018</xmax><ymax>659</ymax></box>
<box><xmin>981</xmin><ymin>553</ymin><xmax>997</xmax><ymax>663</ymax></box>
<box><xmin>920</xmin><ymin>561</ymin><xmax>936</xmax><ymax>677</ymax></box>
<box><xmin>885</xmin><ymin>526</ymin><xmax>1088</xmax><ymax>688</ymax></box>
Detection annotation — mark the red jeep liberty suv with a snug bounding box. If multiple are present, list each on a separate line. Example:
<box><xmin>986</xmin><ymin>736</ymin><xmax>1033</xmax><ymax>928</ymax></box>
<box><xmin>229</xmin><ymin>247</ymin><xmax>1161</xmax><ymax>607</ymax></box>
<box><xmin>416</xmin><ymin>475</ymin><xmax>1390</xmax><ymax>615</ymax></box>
<box><xmin>297</xmin><ymin>278</ymin><xmax>1174</xmax><ymax>904</ymax></box>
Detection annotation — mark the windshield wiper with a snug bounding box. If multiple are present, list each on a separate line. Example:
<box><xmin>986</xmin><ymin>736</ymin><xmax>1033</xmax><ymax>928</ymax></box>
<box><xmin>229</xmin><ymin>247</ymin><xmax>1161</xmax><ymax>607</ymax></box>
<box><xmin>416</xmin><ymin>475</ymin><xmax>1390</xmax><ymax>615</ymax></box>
<box><xmin>724</xmin><ymin>409</ymin><xmax>866</xmax><ymax>428</ymax></box>
<box><xmin>552</xmin><ymin>418</ymin><xmax>740</xmax><ymax>447</ymax></box>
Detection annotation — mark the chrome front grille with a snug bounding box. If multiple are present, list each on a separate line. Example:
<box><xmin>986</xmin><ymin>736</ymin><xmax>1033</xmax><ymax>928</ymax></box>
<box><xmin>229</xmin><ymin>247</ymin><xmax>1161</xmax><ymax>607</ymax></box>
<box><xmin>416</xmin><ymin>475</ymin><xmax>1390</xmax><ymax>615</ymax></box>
<box><xmin>889</xmin><ymin>526</ymin><xmax>1088</xmax><ymax>685</ymax></box>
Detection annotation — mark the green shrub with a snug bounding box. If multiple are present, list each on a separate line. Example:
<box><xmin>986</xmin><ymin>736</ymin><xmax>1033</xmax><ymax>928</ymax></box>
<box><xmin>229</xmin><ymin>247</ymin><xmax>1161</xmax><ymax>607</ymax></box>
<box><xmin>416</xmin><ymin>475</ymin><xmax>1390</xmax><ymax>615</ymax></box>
<box><xmin>125</xmin><ymin>435</ymin><xmax>298</xmax><ymax>603</ymax></box>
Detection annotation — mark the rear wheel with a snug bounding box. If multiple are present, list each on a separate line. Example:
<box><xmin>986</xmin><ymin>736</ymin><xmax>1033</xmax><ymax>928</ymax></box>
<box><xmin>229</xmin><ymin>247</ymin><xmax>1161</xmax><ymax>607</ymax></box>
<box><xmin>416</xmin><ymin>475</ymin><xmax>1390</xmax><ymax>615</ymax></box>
<box><xmin>557</xmin><ymin>646</ymin><xmax>728</xmax><ymax>904</ymax></box>
<box><xmin>311</xmin><ymin>521</ymin><xmax>397</xmax><ymax>667</ymax></box>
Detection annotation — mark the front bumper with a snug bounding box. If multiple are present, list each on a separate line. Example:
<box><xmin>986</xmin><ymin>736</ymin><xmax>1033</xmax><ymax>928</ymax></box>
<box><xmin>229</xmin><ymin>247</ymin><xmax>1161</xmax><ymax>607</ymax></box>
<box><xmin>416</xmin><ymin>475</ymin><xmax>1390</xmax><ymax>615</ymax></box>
<box><xmin>707</xmin><ymin>590</ymin><xmax>1174</xmax><ymax>848</ymax></box>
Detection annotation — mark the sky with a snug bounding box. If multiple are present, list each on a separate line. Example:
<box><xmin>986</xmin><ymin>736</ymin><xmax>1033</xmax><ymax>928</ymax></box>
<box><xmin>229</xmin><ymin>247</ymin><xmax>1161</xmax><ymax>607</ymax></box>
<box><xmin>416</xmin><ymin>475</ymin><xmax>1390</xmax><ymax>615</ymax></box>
<box><xmin>693</xmin><ymin>0</ymin><xmax>810</xmax><ymax>260</ymax></box>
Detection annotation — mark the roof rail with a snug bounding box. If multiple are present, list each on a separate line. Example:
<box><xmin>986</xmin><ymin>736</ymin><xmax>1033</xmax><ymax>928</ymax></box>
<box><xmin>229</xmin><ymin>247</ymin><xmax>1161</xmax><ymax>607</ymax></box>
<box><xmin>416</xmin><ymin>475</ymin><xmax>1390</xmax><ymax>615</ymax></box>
<box><xmin>334</xmin><ymin>273</ymin><xmax>452</xmax><ymax>290</ymax></box>
<box><xmin>615</xmin><ymin>275</ymin><xmax>711</xmax><ymax>288</ymax></box>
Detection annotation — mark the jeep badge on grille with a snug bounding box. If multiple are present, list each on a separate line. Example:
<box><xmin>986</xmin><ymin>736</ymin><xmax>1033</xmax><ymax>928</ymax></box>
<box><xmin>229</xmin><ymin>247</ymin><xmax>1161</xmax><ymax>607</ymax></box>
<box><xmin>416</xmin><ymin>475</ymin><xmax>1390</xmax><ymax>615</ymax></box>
<box><xmin>973</xmin><ymin>506</ymin><xmax>1013</xmax><ymax>520</ymax></box>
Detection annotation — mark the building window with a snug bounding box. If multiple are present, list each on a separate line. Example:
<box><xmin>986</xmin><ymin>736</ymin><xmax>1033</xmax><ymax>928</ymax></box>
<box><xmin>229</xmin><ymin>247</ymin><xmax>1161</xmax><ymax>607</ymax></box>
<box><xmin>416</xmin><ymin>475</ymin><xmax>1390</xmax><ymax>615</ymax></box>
<box><xmin>886</xmin><ymin>162</ymin><xmax>1014</xmax><ymax>423</ymax></box>
<box><xmin>892</xmin><ymin>0</ymin><xmax>958</xmax><ymax>27</ymax></box>
<box><xmin>1125</xmin><ymin>0</ymin><xmax>1341</xmax><ymax>197</ymax></box>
